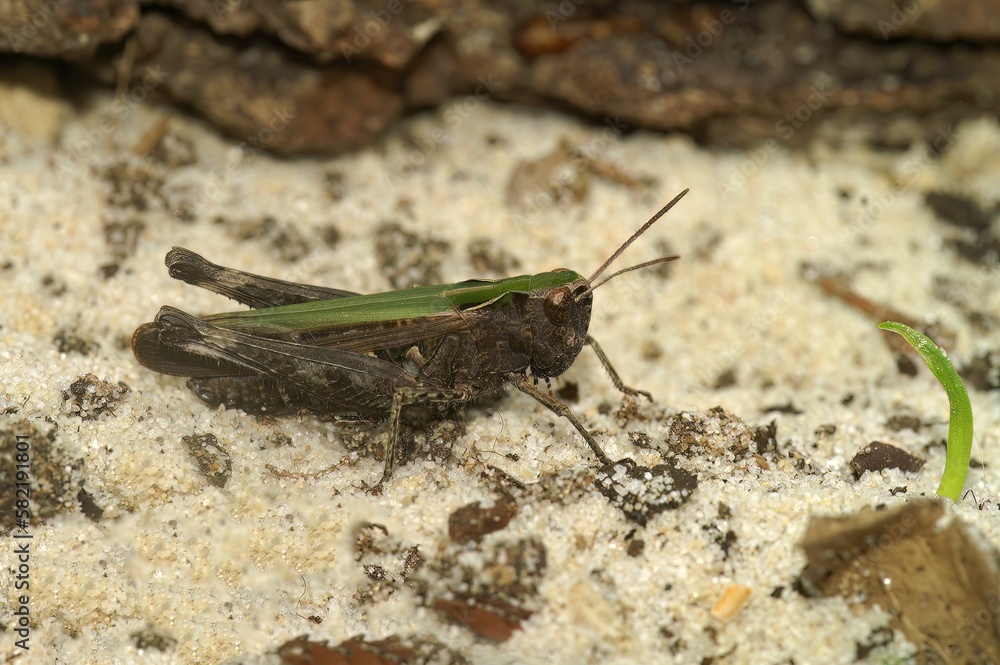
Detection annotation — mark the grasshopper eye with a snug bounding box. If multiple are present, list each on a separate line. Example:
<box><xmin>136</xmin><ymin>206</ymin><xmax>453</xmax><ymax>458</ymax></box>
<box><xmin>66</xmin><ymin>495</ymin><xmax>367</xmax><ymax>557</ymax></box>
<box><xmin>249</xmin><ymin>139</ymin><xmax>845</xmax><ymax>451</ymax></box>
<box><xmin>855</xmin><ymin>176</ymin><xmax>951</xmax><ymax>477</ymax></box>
<box><xmin>543</xmin><ymin>286</ymin><xmax>573</xmax><ymax>325</ymax></box>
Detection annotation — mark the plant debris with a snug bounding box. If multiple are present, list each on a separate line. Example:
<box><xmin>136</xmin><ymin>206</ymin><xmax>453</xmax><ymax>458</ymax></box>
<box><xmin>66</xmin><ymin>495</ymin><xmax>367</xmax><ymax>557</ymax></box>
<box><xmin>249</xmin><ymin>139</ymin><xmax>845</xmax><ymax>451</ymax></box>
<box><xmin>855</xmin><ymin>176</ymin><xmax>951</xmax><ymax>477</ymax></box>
<box><xmin>799</xmin><ymin>500</ymin><xmax>1000</xmax><ymax>663</ymax></box>
<box><xmin>924</xmin><ymin>190</ymin><xmax>1000</xmax><ymax>264</ymax></box>
<box><xmin>709</xmin><ymin>584</ymin><xmax>753</xmax><ymax>623</ymax></box>
<box><xmin>595</xmin><ymin>458</ymin><xmax>697</xmax><ymax>526</ymax></box>
<box><xmin>276</xmin><ymin>634</ymin><xmax>463</xmax><ymax>665</ymax></box>
<box><xmin>849</xmin><ymin>441</ymin><xmax>925</xmax><ymax>480</ymax></box>
<box><xmin>53</xmin><ymin>330</ymin><xmax>96</xmax><ymax>355</ymax></box>
<box><xmin>350</xmin><ymin>522</ymin><xmax>423</xmax><ymax>607</ymax></box>
<box><xmin>447</xmin><ymin>494</ymin><xmax>518</xmax><ymax>544</ymax></box>
<box><xmin>63</xmin><ymin>374</ymin><xmax>130</xmax><ymax>420</ymax></box>
<box><xmin>924</xmin><ymin>191</ymin><xmax>994</xmax><ymax>232</ymax></box>
<box><xmin>0</xmin><ymin>421</ymin><xmax>82</xmax><ymax>532</ymax></box>
<box><xmin>421</xmin><ymin>537</ymin><xmax>544</xmax><ymax>642</ymax></box>
<box><xmin>373</xmin><ymin>222</ymin><xmax>450</xmax><ymax>290</ymax></box>
<box><xmin>181</xmin><ymin>433</ymin><xmax>232</xmax><ymax>488</ymax></box>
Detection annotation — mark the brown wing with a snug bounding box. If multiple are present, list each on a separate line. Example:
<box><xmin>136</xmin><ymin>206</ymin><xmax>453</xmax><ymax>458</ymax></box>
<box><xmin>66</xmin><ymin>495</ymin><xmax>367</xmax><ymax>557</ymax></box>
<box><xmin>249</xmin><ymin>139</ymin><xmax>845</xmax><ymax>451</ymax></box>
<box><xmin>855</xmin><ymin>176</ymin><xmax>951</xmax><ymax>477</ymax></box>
<box><xmin>134</xmin><ymin>306</ymin><xmax>420</xmax><ymax>417</ymax></box>
<box><xmin>298</xmin><ymin>310</ymin><xmax>474</xmax><ymax>353</ymax></box>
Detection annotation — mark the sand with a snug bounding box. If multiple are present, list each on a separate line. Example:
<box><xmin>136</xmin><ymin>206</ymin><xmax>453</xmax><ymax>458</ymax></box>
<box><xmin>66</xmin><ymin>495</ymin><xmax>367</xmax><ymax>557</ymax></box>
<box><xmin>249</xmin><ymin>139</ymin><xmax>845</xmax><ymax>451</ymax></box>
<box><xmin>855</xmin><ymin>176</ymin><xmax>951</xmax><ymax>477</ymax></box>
<box><xmin>1</xmin><ymin>77</ymin><xmax>999</xmax><ymax>664</ymax></box>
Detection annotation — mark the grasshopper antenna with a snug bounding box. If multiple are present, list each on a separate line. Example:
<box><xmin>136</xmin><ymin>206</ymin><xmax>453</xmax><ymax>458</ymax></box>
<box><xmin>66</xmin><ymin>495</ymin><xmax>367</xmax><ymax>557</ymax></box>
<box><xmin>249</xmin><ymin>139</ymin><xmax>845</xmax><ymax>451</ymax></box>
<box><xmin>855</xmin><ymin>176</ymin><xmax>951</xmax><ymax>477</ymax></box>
<box><xmin>587</xmin><ymin>189</ymin><xmax>688</xmax><ymax>284</ymax></box>
<box><xmin>588</xmin><ymin>255</ymin><xmax>680</xmax><ymax>293</ymax></box>
<box><xmin>579</xmin><ymin>189</ymin><xmax>688</xmax><ymax>298</ymax></box>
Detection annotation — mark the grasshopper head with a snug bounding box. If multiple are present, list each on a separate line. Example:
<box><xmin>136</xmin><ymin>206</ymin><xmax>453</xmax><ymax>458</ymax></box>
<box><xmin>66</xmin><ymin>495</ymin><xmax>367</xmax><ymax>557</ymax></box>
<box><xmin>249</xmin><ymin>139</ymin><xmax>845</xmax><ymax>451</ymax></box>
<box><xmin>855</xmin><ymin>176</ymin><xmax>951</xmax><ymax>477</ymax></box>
<box><xmin>526</xmin><ymin>271</ymin><xmax>592</xmax><ymax>378</ymax></box>
<box><xmin>523</xmin><ymin>190</ymin><xmax>689</xmax><ymax>377</ymax></box>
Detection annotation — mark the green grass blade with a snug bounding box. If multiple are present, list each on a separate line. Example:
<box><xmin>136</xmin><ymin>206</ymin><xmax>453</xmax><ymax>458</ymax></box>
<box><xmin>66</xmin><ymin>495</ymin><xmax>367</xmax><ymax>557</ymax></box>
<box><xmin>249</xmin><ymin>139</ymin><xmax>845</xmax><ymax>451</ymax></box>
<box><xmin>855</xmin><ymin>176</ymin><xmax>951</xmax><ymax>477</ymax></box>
<box><xmin>878</xmin><ymin>321</ymin><xmax>973</xmax><ymax>500</ymax></box>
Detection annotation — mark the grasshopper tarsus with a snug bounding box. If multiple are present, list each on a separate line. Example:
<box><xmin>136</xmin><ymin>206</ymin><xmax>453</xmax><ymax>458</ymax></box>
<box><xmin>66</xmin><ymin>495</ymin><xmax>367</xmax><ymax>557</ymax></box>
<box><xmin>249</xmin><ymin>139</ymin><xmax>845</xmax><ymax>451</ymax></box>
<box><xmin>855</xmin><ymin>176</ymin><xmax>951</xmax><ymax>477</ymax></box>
<box><xmin>360</xmin><ymin>478</ymin><xmax>386</xmax><ymax>496</ymax></box>
<box><xmin>384</xmin><ymin>385</ymin><xmax>475</xmax><ymax>484</ymax></box>
<box><xmin>586</xmin><ymin>336</ymin><xmax>653</xmax><ymax>402</ymax></box>
<box><xmin>629</xmin><ymin>389</ymin><xmax>654</xmax><ymax>403</ymax></box>
<box><xmin>515</xmin><ymin>379</ymin><xmax>613</xmax><ymax>466</ymax></box>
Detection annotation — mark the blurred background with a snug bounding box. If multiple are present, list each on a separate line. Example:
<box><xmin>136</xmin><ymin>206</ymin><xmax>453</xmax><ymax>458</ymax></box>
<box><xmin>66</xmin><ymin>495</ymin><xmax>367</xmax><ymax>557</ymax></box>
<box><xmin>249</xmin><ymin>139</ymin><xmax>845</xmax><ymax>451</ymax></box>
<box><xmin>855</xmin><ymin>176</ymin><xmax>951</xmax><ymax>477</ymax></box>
<box><xmin>3</xmin><ymin>0</ymin><xmax>998</xmax><ymax>157</ymax></box>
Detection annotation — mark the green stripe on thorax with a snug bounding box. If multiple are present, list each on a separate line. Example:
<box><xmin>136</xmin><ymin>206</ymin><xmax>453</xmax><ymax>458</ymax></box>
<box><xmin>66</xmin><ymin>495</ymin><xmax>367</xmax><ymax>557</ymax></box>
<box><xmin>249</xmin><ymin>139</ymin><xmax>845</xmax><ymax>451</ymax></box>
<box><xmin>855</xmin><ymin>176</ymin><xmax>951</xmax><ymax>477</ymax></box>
<box><xmin>205</xmin><ymin>270</ymin><xmax>585</xmax><ymax>335</ymax></box>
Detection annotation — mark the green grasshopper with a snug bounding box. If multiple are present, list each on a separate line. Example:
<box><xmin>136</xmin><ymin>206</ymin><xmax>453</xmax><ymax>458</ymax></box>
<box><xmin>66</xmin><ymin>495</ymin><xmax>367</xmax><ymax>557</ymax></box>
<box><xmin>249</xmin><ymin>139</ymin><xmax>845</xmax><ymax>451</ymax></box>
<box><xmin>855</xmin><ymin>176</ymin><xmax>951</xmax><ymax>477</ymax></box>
<box><xmin>132</xmin><ymin>190</ymin><xmax>688</xmax><ymax>486</ymax></box>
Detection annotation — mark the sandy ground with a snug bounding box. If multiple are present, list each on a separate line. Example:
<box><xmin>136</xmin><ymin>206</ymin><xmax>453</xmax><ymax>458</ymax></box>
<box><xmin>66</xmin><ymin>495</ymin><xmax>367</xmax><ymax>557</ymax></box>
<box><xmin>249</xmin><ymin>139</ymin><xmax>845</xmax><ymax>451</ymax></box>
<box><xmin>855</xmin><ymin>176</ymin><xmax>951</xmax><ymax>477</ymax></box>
<box><xmin>1</xmin><ymin>74</ymin><xmax>999</xmax><ymax>665</ymax></box>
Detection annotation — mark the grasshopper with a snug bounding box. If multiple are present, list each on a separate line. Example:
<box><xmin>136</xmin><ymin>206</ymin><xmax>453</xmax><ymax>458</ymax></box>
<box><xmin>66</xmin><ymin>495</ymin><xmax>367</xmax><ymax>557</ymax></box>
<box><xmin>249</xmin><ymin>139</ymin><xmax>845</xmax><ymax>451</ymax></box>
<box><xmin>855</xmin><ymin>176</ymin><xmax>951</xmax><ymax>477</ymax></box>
<box><xmin>132</xmin><ymin>189</ymin><xmax>688</xmax><ymax>486</ymax></box>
